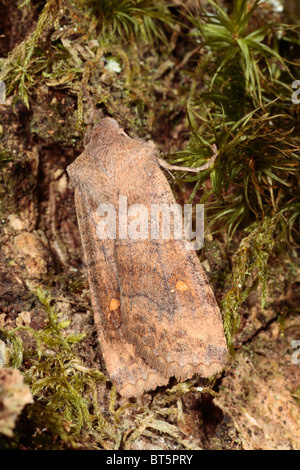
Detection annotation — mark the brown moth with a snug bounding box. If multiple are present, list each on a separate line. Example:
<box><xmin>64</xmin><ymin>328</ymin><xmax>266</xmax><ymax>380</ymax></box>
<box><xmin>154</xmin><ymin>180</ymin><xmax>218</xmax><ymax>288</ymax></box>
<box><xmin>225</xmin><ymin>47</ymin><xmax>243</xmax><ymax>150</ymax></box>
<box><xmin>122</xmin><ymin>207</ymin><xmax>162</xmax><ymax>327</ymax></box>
<box><xmin>67</xmin><ymin>117</ymin><xmax>227</xmax><ymax>398</ymax></box>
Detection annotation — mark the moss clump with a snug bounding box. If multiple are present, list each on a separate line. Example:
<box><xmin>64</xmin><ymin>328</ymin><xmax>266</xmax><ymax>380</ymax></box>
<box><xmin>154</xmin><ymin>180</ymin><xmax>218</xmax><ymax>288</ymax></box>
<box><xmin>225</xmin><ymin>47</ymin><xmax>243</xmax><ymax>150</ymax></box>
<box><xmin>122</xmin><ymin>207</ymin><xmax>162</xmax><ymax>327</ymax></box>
<box><xmin>0</xmin><ymin>0</ymin><xmax>177</xmax><ymax>134</ymax></box>
<box><xmin>0</xmin><ymin>288</ymin><xmax>118</xmax><ymax>448</ymax></box>
<box><xmin>221</xmin><ymin>214</ymin><xmax>283</xmax><ymax>348</ymax></box>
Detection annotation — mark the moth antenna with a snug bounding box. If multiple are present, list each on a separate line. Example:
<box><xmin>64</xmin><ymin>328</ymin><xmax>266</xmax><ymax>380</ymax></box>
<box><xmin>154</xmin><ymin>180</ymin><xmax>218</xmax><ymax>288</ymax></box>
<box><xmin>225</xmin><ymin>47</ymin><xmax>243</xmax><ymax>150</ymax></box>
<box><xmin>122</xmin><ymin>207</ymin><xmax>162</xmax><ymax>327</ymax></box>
<box><xmin>157</xmin><ymin>144</ymin><xmax>218</xmax><ymax>173</ymax></box>
<box><xmin>81</xmin><ymin>85</ymin><xmax>96</xmax><ymax>125</ymax></box>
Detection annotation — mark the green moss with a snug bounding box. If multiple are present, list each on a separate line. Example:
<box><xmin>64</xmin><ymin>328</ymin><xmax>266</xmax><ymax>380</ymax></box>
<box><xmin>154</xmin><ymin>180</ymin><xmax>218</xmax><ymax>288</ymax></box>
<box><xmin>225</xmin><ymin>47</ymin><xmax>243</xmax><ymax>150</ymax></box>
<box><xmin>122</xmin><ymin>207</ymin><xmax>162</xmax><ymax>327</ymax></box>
<box><xmin>0</xmin><ymin>0</ymin><xmax>175</xmax><ymax>134</ymax></box>
<box><xmin>221</xmin><ymin>214</ymin><xmax>282</xmax><ymax>348</ymax></box>
<box><xmin>167</xmin><ymin>0</ymin><xmax>299</xmax><ymax>239</ymax></box>
<box><xmin>0</xmin><ymin>288</ymin><xmax>120</xmax><ymax>448</ymax></box>
<box><xmin>75</xmin><ymin>0</ymin><xmax>174</xmax><ymax>43</ymax></box>
<box><xmin>0</xmin><ymin>148</ymin><xmax>12</xmax><ymax>169</ymax></box>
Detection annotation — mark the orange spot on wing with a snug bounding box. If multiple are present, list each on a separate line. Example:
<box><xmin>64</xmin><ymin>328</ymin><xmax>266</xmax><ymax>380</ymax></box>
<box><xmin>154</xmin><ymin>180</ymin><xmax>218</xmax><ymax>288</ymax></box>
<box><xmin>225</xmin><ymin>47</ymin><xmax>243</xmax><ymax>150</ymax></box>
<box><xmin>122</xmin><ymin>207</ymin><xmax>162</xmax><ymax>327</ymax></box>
<box><xmin>110</xmin><ymin>298</ymin><xmax>121</xmax><ymax>311</ymax></box>
<box><xmin>176</xmin><ymin>280</ymin><xmax>189</xmax><ymax>292</ymax></box>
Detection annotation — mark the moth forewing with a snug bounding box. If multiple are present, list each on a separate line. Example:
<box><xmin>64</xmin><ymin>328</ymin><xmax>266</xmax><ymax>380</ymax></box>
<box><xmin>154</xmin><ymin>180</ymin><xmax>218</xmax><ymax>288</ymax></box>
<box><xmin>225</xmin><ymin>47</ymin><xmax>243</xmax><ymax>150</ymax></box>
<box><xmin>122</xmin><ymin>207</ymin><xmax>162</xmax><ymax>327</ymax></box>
<box><xmin>67</xmin><ymin>117</ymin><xmax>227</xmax><ymax>397</ymax></box>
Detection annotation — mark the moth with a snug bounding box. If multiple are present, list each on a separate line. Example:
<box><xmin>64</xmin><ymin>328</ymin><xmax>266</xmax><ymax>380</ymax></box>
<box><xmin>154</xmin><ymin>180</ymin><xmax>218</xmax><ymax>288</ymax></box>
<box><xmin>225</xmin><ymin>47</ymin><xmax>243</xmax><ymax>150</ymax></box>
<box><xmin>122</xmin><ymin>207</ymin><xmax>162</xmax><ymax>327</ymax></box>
<box><xmin>67</xmin><ymin>117</ymin><xmax>227</xmax><ymax>398</ymax></box>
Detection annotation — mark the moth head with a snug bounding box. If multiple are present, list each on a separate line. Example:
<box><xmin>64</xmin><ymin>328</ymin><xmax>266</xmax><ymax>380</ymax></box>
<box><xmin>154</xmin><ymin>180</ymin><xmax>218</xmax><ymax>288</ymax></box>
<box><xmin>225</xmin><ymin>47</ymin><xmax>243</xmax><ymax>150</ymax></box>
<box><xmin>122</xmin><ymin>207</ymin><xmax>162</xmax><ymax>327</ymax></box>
<box><xmin>84</xmin><ymin>117</ymin><xmax>124</xmax><ymax>147</ymax></box>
